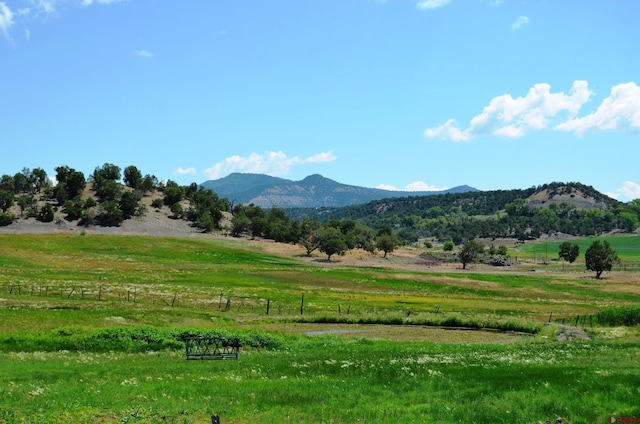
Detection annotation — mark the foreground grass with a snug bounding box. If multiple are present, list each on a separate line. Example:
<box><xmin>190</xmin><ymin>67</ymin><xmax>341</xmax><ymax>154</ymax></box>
<box><xmin>1</xmin><ymin>233</ymin><xmax>640</xmax><ymax>423</ymax></box>
<box><xmin>1</xmin><ymin>335</ymin><xmax>639</xmax><ymax>423</ymax></box>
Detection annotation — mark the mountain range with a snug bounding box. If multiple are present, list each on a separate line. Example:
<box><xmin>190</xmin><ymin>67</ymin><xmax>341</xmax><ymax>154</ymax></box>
<box><xmin>200</xmin><ymin>173</ymin><xmax>478</xmax><ymax>208</ymax></box>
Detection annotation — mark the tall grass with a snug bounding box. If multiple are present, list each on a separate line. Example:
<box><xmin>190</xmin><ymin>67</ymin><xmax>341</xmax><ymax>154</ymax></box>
<box><xmin>597</xmin><ymin>306</ymin><xmax>640</xmax><ymax>326</ymax></box>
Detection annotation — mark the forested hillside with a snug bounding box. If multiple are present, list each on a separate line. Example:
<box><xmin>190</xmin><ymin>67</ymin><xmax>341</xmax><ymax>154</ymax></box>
<box><xmin>1</xmin><ymin>166</ymin><xmax>639</xmax><ymax>256</ymax></box>
<box><xmin>286</xmin><ymin>182</ymin><xmax>638</xmax><ymax>244</ymax></box>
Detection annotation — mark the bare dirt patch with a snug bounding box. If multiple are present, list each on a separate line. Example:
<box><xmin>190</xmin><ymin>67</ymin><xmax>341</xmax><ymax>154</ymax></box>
<box><xmin>250</xmin><ymin>322</ymin><xmax>529</xmax><ymax>344</ymax></box>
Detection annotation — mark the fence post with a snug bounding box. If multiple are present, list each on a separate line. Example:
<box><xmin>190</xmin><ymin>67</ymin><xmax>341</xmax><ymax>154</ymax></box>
<box><xmin>300</xmin><ymin>293</ymin><xmax>305</xmax><ymax>316</ymax></box>
<box><xmin>266</xmin><ymin>299</ymin><xmax>270</xmax><ymax>315</ymax></box>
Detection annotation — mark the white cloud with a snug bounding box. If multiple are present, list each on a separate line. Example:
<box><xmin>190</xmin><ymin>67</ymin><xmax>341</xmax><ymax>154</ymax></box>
<box><xmin>24</xmin><ymin>28</ymin><xmax>30</xmax><ymax>40</ymax></box>
<box><xmin>81</xmin><ymin>0</ymin><xmax>128</xmax><ymax>6</ymax></box>
<box><xmin>135</xmin><ymin>49</ymin><xmax>154</xmax><ymax>58</ymax></box>
<box><xmin>556</xmin><ymin>82</ymin><xmax>640</xmax><ymax>136</ymax></box>
<box><xmin>0</xmin><ymin>2</ymin><xmax>14</xmax><ymax>41</ymax></box>
<box><xmin>607</xmin><ymin>181</ymin><xmax>640</xmax><ymax>202</ymax></box>
<box><xmin>425</xmin><ymin>80</ymin><xmax>592</xmax><ymax>141</ymax></box>
<box><xmin>29</xmin><ymin>0</ymin><xmax>59</xmax><ymax>15</ymax></box>
<box><xmin>511</xmin><ymin>15</ymin><xmax>529</xmax><ymax>30</ymax></box>
<box><xmin>488</xmin><ymin>0</ymin><xmax>503</xmax><ymax>6</ymax></box>
<box><xmin>424</xmin><ymin>118</ymin><xmax>471</xmax><ymax>142</ymax></box>
<box><xmin>376</xmin><ymin>181</ymin><xmax>448</xmax><ymax>192</ymax></box>
<box><xmin>417</xmin><ymin>0</ymin><xmax>450</xmax><ymax>10</ymax></box>
<box><xmin>203</xmin><ymin>151</ymin><xmax>337</xmax><ymax>180</ymax></box>
<box><xmin>174</xmin><ymin>167</ymin><xmax>196</xmax><ymax>176</ymax></box>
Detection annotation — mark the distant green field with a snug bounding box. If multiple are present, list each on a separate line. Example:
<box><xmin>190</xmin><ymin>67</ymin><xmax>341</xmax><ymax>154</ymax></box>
<box><xmin>1</xmin><ymin>233</ymin><xmax>639</xmax><ymax>423</ymax></box>
<box><xmin>514</xmin><ymin>234</ymin><xmax>640</xmax><ymax>265</ymax></box>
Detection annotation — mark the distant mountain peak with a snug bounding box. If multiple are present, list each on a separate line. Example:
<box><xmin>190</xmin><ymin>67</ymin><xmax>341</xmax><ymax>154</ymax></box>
<box><xmin>201</xmin><ymin>173</ymin><xmax>478</xmax><ymax>208</ymax></box>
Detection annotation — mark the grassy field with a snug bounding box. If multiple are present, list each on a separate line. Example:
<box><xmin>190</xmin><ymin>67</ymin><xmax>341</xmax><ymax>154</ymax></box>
<box><xmin>1</xmin><ymin>233</ymin><xmax>639</xmax><ymax>423</ymax></box>
<box><xmin>514</xmin><ymin>234</ymin><xmax>640</xmax><ymax>267</ymax></box>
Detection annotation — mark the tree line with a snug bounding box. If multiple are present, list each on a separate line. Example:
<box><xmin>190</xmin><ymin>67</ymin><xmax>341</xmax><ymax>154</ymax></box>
<box><xmin>1</xmin><ymin>167</ymin><xmax>638</xmax><ymax>263</ymax></box>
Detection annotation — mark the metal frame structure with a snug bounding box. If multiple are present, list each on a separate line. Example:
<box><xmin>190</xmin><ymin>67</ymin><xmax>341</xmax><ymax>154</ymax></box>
<box><xmin>185</xmin><ymin>336</ymin><xmax>240</xmax><ymax>360</ymax></box>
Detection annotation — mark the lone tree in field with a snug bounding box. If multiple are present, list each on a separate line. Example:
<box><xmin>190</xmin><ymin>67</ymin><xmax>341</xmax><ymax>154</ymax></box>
<box><xmin>317</xmin><ymin>226</ymin><xmax>347</xmax><ymax>262</ymax></box>
<box><xmin>585</xmin><ymin>240</ymin><xmax>619</xmax><ymax>279</ymax></box>
<box><xmin>558</xmin><ymin>241</ymin><xmax>580</xmax><ymax>264</ymax></box>
<box><xmin>299</xmin><ymin>217</ymin><xmax>321</xmax><ymax>257</ymax></box>
<box><xmin>375</xmin><ymin>225</ymin><xmax>401</xmax><ymax>258</ymax></box>
<box><xmin>459</xmin><ymin>239</ymin><xmax>485</xmax><ymax>270</ymax></box>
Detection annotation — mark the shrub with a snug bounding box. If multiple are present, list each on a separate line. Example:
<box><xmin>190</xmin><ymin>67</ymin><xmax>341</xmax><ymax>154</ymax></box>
<box><xmin>0</xmin><ymin>326</ymin><xmax>283</xmax><ymax>353</ymax></box>
<box><xmin>0</xmin><ymin>212</ymin><xmax>14</xmax><ymax>226</ymax></box>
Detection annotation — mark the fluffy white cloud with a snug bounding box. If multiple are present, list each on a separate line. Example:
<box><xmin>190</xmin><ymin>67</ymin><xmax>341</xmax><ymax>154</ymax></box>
<box><xmin>511</xmin><ymin>16</ymin><xmax>529</xmax><ymax>30</ymax></box>
<box><xmin>203</xmin><ymin>151</ymin><xmax>337</xmax><ymax>180</ymax></box>
<box><xmin>174</xmin><ymin>167</ymin><xmax>196</xmax><ymax>176</ymax></box>
<box><xmin>425</xmin><ymin>80</ymin><xmax>592</xmax><ymax>141</ymax></box>
<box><xmin>556</xmin><ymin>82</ymin><xmax>640</xmax><ymax>136</ymax></box>
<box><xmin>417</xmin><ymin>0</ymin><xmax>450</xmax><ymax>10</ymax></box>
<box><xmin>424</xmin><ymin>118</ymin><xmax>471</xmax><ymax>142</ymax></box>
<box><xmin>0</xmin><ymin>2</ymin><xmax>14</xmax><ymax>41</ymax></box>
<box><xmin>606</xmin><ymin>181</ymin><xmax>640</xmax><ymax>201</ymax></box>
<box><xmin>376</xmin><ymin>181</ymin><xmax>447</xmax><ymax>192</ymax></box>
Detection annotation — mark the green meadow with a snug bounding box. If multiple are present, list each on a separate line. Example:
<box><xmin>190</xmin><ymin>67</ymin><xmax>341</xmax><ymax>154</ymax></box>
<box><xmin>1</xmin><ymin>233</ymin><xmax>639</xmax><ymax>423</ymax></box>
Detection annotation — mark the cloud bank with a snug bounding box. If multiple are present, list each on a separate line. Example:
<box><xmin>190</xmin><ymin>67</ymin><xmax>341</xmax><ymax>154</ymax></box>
<box><xmin>173</xmin><ymin>167</ymin><xmax>196</xmax><ymax>176</ymax></box>
<box><xmin>203</xmin><ymin>151</ymin><xmax>337</xmax><ymax>180</ymax></box>
<box><xmin>377</xmin><ymin>181</ymin><xmax>448</xmax><ymax>192</ymax></box>
<box><xmin>425</xmin><ymin>81</ymin><xmax>640</xmax><ymax>141</ymax></box>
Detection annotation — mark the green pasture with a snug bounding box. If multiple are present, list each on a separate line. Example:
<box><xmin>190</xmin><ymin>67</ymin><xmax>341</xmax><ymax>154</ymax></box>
<box><xmin>514</xmin><ymin>234</ymin><xmax>640</xmax><ymax>266</ymax></box>
<box><xmin>1</xmin><ymin>233</ymin><xmax>640</xmax><ymax>423</ymax></box>
<box><xmin>1</xmin><ymin>336</ymin><xmax>639</xmax><ymax>423</ymax></box>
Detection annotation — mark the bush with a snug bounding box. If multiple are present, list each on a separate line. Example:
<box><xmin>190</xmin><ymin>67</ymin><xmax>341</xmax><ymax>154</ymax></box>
<box><xmin>443</xmin><ymin>240</ymin><xmax>455</xmax><ymax>251</ymax></box>
<box><xmin>38</xmin><ymin>203</ymin><xmax>55</xmax><ymax>222</ymax></box>
<box><xmin>0</xmin><ymin>326</ymin><xmax>283</xmax><ymax>353</ymax></box>
<box><xmin>0</xmin><ymin>212</ymin><xmax>14</xmax><ymax>226</ymax></box>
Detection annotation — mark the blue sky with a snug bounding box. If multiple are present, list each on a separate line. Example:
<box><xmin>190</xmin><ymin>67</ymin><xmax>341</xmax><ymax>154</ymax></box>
<box><xmin>1</xmin><ymin>0</ymin><xmax>639</xmax><ymax>201</ymax></box>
